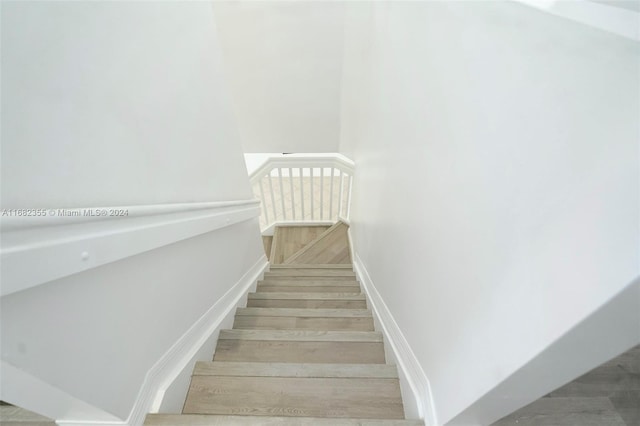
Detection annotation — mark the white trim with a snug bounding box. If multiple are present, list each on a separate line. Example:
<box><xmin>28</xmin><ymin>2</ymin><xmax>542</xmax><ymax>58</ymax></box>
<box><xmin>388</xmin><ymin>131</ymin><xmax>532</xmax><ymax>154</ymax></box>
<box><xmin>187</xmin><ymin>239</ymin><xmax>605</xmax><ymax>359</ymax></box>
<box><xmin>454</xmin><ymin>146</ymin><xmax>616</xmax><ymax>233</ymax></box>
<box><xmin>248</xmin><ymin>154</ymin><xmax>355</xmax><ymax>232</ymax></box>
<box><xmin>55</xmin><ymin>256</ymin><xmax>269</xmax><ymax>426</ymax></box>
<box><xmin>513</xmin><ymin>0</ymin><xmax>640</xmax><ymax>41</ymax></box>
<box><xmin>0</xmin><ymin>200</ymin><xmax>260</xmax><ymax>231</ymax></box>
<box><xmin>248</xmin><ymin>153</ymin><xmax>355</xmax><ymax>182</ymax></box>
<box><xmin>346</xmin><ymin>224</ymin><xmax>356</xmax><ymax>269</ymax></box>
<box><xmin>338</xmin><ymin>215</ymin><xmax>351</xmax><ymax>226</ymax></box>
<box><xmin>353</xmin><ymin>252</ymin><xmax>438</xmax><ymax>426</ymax></box>
<box><xmin>1</xmin><ymin>200</ymin><xmax>261</xmax><ymax>297</ymax></box>
<box><xmin>261</xmin><ymin>220</ymin><xmax>336</xmax><ymax>236</ymax></box>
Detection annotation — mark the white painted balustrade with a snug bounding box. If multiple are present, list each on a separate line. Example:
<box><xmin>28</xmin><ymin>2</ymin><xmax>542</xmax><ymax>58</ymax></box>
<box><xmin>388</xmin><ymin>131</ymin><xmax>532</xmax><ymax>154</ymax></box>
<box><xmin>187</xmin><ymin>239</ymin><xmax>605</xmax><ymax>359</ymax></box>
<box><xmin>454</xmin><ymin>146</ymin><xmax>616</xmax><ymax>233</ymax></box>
<box><xmin>248</xmin><ymin>155</ymin><xmax>354</xmax><ymax>232</ymax></box>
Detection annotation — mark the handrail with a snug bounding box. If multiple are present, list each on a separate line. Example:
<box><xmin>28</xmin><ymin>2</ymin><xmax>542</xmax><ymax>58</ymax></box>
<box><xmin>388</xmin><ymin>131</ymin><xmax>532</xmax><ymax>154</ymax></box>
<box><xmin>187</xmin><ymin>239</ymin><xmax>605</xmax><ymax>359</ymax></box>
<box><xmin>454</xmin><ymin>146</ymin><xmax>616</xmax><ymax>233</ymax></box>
<box><xmin>0</xmin><ymin>198</ymin><xmax>262</xmax><ymax>296</ymax></box>
<box><xmin>0</xmin><ymin>199</ymin><xmax>260</xmax><ymax>232</ymax></box>
<box><xmin>249</xmin><ymin>154</ymin><xmax>354</xmax><ymax>181</ymax></box>
<box><xmin>248</xmin><ymin>154</ymin><xmax>354</xmax><ymax>232</ymax></box>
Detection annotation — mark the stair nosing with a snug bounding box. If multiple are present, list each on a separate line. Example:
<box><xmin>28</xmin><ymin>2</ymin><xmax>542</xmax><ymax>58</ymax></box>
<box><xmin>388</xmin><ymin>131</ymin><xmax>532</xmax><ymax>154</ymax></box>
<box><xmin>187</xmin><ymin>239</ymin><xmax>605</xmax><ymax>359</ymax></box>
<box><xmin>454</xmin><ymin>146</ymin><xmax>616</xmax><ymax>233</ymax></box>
<box><xmin>145</xmin><ymin>414</ymin><xmax>424</xmax><ymax>425</ymax></box>
<box><xmin>193</xmin><ymin>361</ymin><xmax>398</xmax><ymax>378</ymax></box>
<box><xmin>236</xmin><ymin>308</ymin><xmax>372</xmax><ymax>318</ymax></box>
<box><xmin>249</xmin><ymin>292</ymin><xmax>365</xmax><ymax>300</ymax></box>
<box><xmin>258</xmin><ymin>280</ymin><xmax>359</xmax><ymax>286</ymax></box>
<box><xmin>265</xmin><ymin>271</ymin><xmax>355</xmax><ymax>276</ymax></box>
<box><xmin>218</xmin><ymin>329</ymin><xmax>383</xmax><ymax>342</ymax></box>
<box><xmin>270</xmin><ymin>264</ymin><xmax>354</xmax><ymax>269</ymax></box>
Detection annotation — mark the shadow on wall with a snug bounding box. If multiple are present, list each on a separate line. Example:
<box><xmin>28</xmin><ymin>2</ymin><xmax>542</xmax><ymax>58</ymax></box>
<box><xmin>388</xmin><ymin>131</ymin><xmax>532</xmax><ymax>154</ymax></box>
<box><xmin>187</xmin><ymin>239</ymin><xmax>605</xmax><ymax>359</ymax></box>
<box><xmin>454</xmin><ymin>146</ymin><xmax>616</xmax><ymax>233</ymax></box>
<box><xmin>492</xmin><ymin>344</ymin><xmax>640</xmax><ymax>426</ymax></box>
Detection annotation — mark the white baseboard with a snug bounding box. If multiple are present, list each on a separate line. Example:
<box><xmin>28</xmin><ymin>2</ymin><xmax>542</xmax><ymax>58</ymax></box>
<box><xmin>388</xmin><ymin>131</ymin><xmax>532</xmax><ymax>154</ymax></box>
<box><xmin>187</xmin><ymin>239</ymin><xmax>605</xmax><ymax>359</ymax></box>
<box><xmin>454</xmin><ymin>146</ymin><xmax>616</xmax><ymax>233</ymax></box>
<box><xmin>56</xmin><ymin>255</ymin><xmax>269</xmax><ymax>426</ymax></box>
<box><xmin>352</xmin><ymin>252</ymin><xmax>438</xmax><ymax>426</ymax></box>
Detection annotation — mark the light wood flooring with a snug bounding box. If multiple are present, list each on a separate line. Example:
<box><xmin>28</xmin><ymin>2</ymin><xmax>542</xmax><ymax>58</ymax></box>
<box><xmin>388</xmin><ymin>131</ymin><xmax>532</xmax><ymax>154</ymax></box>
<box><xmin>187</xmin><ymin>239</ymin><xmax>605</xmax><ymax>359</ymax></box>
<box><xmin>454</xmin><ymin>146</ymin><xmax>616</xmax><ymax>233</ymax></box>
<box><xmin>146</xmin><ymin>223</ymin><xmax>422</xmax><ymax>425</ymax></box>
<box><xmin>492</xmin><ymin>345</ymin><xmax>639</xmax><ymax>426</ymax></box>
<box><xmin>0</xmin><ymin>402</ymin><xmax>55</xmax><ymax>426</ymax></box>
<box><xmin>268</xmin><ymin>225</ymin><xmax>329</xmax><ymax>263</ymax></box>
<box><xmin>267</xmin><ymin>222</ymin><xmax>351</xmax><ymax>265</ymax></box>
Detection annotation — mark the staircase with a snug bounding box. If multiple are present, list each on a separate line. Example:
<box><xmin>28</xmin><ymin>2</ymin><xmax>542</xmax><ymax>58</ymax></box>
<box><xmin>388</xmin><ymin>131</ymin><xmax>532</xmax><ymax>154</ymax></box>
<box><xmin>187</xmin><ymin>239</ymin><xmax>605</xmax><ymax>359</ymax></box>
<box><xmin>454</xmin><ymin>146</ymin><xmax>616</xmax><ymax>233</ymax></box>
<box><xmin>145</xmin><ymin>224</ymin><xmax>423</xmax><ymax>425</ymax></box>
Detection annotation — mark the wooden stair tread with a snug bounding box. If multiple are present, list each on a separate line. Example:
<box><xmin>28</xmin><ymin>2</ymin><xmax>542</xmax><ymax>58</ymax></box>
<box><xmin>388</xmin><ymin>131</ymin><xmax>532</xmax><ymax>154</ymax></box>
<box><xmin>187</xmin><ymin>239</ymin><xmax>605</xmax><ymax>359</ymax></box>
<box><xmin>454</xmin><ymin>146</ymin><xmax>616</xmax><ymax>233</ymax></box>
<box><xmin>260</xmin><ymin>278</ymin><xmax>358</xmax><ymax>284</ymax></box>
<box><xmin>142</xmin><ymin>225</ymin><xmax>416</xmax><ymax>424</ymax></box>
<box><xmin>270</xmin><ymin>264</ymin><xmax>354</xmax><ymax>269</ymax></box>
<box><xmin>145</xmin><ymin>414</ymin><xmax>424</xmax><ymax>425</ymax></box>
<box><xmin>268</xmin><ymin>268</ymin><xmax>355</xmax><ymax>275</ymax></box>
<box><xmin>214</xmin><ymin>340</ymin><xmax>385</xmax><ymax>364</ymax></box>
<box><xmin>233</xmin><ymin>307</ymin><xmax>374</xmax><ymax>329</ymax></box>
<box><xmin>264</xmin><ymin>269</ymin><xmax>356</xmax><ymax>277</ymax></box>
<box><xmin>236</xmin><ymin>308</ymin><xmax>371</xmax><ymax>317</ymax></box>
<box><xmin>214</xmin><ymin>329</ymin><xmax>385</xmax><ymax>363</ymax></box>
<box><xmin>183</xmin><ymin>376</ymin><xmax>404</xmax><ymax>418</ymax></box>
<box><xmin>219</xmin><ymin>329</ymin><xmax>382</xmax><ymax>342</ymax></box>
<box><xmin>233</xmin><ymin>317</ymin><xmax>373</xmax><ymax>331</ymax></box>
<box><xmin>249</xmin><ymin>292</ymin><xmax>365</xmax><ymax>300</ymax></box>
<box><xmin>247</xmin><ymin>295</ymin><xmax>366</xmax><ymax>309</ymax></box>
<box><xmin>193</xmin><ymin>361</ymin><xmax>398</xmax><ymax>378</ymax></box>
<box><xmin>248</xmin><ymin>300</ymin><xmax>366</xmax><ymax>309</ymax></box>
<box><xmin>259</xmin><ymin>280</ymin><xmax>359</xmax><ymax>286</ymax></box>
<box><xmin>0</xmin><ymin>422</ymin><xmax>57</xmax><ymax>426</ymax></box>
<box><xmin>257</xmin><ymin>286</ymin><xmax>361</xmax><ymax>294</ymax></box>
<box><xmin>257</xmin><ymin>281</ymin><xmax>361</xmax><ymax>294</ymax></box>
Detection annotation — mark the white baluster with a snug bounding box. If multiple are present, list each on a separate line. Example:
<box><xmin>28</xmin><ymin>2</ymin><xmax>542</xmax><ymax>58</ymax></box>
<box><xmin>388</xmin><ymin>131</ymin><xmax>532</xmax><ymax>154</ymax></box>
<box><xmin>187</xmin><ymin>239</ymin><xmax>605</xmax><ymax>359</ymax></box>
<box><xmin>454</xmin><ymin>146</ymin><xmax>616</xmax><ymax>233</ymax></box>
<box><xmin>259</xmin><ymin>177</ymin><xmax>269</xmax><ymax>225</ymax></box>
<box><xmin>268</xmin><ymin>171</ymin><xmax>277</xmax><ymax>221</ymax></box>
<box><xmin>346</xmin><ymin>173</ymin><xmax>353</xmax><ymax>220</ymax></box>
<box><xmin>338</xmin><ymin>170</ymin><xmax>344</xmax><ymax>218</ymax></box>
<box><xmin>310</xmin><ymin>168</ymin><xmax>314</xmax><ymax>220</ymax></box>
<box><xmin>320</xmin><ymin>167</ymin><xmax>324</xmax><ymax>220</ymax></box>
<box><xmin>289</xmin><ymin>167</ymin><xmax>296</xmax><ymax>220</ymax></box>
<box><xmin>278</xmin><ymin>168</ymin><xmax>286</xmax><ymax>221</ymax></box>
<box><xmin>299</xmin><ymin>167</ymin><xmax>305</xmax><ymax>219</ymax></box>
<box><xmin>329</xmin><ymin>168</ymin><xmax>335</xmax><ymax>220</ymax></box>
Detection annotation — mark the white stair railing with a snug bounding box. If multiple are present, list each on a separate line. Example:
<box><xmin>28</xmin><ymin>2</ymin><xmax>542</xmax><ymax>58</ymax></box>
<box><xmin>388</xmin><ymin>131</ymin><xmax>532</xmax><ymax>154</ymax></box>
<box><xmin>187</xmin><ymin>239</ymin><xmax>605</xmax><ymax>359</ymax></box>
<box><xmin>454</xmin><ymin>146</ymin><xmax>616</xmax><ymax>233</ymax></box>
<box><xmin>249</xmin><ymin>154</ymin><xmax>354</xmax><ymax>232</ymax></box>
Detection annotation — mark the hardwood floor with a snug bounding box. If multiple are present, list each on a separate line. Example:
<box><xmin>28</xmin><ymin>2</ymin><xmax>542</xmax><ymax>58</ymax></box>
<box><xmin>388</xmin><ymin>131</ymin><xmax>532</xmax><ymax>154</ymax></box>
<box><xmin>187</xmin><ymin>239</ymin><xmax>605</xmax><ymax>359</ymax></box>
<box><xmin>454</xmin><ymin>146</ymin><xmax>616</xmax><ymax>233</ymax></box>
<box><xmin>270</xmin><ymin>226</ymin><xmax>330</xmax><ymax>264</ymax></box>
<box><xmin>232</xmin><ymin>307</ymin><xmax>375</xmax><ymax>331</ymax></box>
<box><xmin>247</xmin><ymin>292</ymin><xmax>367</xmax><ymax>309</ymax></box>
<box><xmin>0</xmin><ymin>402</ymin><xmax>55</xmax><ymax>426</ymax></box>
<box><xmin>492</xmin><ymin>345</ymin><xmax>640</xmax><ymax>426</ymax></box>
<box><xmin>146</xmin><ymin>415</ymin><xmax>424</xmax><ymax>425</ymax></box>
<box><xmin>213</xmin><ymin>336</ymin><xmax>386</xmax><ymax>364</ymax></box>
<box><xmin>257</xmin><ymin>282</ymin><xmax>362</xmax><ymax>293</ymax></box>
<box><xmin>183</xmin><ymin>376</ymin><xmax>405</xmax><ymax>418</ymax></box>
<box><xmin>284</xmin><ymin>222</ymin><xmax>351</xmax><ymax>264</ymax></box>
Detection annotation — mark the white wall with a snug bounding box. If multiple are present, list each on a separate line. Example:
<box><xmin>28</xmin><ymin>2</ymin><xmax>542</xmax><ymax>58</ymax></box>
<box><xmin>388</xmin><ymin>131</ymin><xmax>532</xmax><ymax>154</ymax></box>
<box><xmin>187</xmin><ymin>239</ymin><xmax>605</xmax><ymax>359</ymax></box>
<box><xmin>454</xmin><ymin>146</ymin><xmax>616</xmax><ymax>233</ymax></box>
<box><xmin>341</xmin><ymin>2</ymin><xmax>639</xmax><ymax>424</ymax></box>
<box><xmin>1</xmin><ymin>1</ymin><xmax>264</xmax><ymax>423</ymax></box>
<box><xmin>448</xmin><ymin>277</ymin><xmax>640</xmax><ymax>425</ymax></box>
<box><xmin>213</xmin><ymin>1</ymin><xmax>345</xmax><ymax>153</ymax></box>
<box><xmin>1</xmin><ymin>1</ymin><xmax>251</xmax><ymax>208</ymax></box>
<box><xmin>1</xmin><ymin>221</ymin><xmax>264</xmax><ymax>421</ymax></box>
<box><xmin>588</xmin><ymin>0</ymin><xmax>640</xmax><ymax>13</ymax></box>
